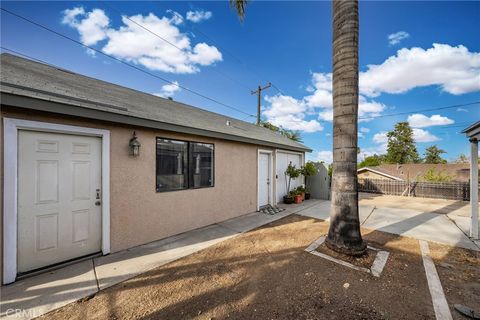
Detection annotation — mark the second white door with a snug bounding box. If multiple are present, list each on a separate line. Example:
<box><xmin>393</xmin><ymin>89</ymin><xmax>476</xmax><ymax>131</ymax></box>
<box><xmin>258</xmin><ymin>152</ymin><xmax>271</xmax><ymax>208</ymax></box>
<box><xmin>17</xmin><ymin>130</ymin><xmax>102</xmax><ymax>273</ymax></box>
<box><xmin>276</xmin><ymin>152</ymin><xmax>303</xmax><ymax>203</ymax></box>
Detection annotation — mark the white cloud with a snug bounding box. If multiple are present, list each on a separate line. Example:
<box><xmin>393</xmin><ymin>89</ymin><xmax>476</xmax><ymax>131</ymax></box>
<box><xmin>62</xmin><ymin>7</ymin><xmax>109</xmax><ymax>46</ymax></box>
<box><xmin>263</xmin><ymin>95</ymin><xmax>323</xmax><ymax>133</ymax></box>
<box><xmin>304</xmin><ymin>72</ymin><xmax>386</xmax><ymax>122</ymax></box>
<box><xmin>388</xmin><ymin>31</ymin><xmax>409</xmax><ymax>45</ymax></box>
<box><xmin>360</xmin><ymin>44</ymin><xmax>480</xmax><ymax>97</ymax></box>
<box><xmin>312</xmin><ymin>150</ymin><xmax>333</xmax><ymax>164</ymax></box>
<box><xmin>372</xmin><ymin>128</ymin><xmax>439</xmax><ymax>144</ymax></box>
<box><xmin>358</xmin><ymin>144</ymin><xmax>388</xmax><ymax>160</ymax></box>
<box><xmin>62</xmin><ymin>7</ymin><xmax>222</xmax><ymax>74</ymax></box>
<box><xmin>457</xmin><ymin>107</ymin><xmax>468</xmax><ymax>112</ymax></box>
<box><xmin>264</xmin><ymin>43</ymin><xmax>479</xmax><ymax>133</ymax></box>
<box><xmin>186</xmin><ymin>10</ymin><xmax>212</xmax><ymax>23</ymax></box>
<box><xmin>189</xmin><ymin>43</ymin><xmax>222</xmax><ymax>65</ymax></box>
<box><xmin>373</xmin><ymin>131</ymin><xmax>388</xmax><ymax>144</ymax></box>
<box><xmin>358</xmin><ymin>127</ymin><xmax>370</xmax><ymax>138</ymax></box>
<box><xmin>166</xmin><ymin>10</ymin><xmax>184</xmax><ymax>25</ymax></box>
<box><xmin>412</xmin><ymin>128</ymin><xmax>440</xmax><ymax>143</ymax></box>
<box><xmin>407</xmin><ymin>113</ymin><xmax>454</xmax><ymax>128</ymax></box>
<box><xmin>154</xmin><ymin>81</ymin><xmax>181</xmax><ymax>98</ymax></box>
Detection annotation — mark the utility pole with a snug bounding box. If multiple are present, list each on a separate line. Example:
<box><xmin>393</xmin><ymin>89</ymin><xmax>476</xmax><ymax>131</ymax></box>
<box><xmin>251</xmin><ymin>82</ymin><xmax>271</xmax><ymax>126</ymax></box>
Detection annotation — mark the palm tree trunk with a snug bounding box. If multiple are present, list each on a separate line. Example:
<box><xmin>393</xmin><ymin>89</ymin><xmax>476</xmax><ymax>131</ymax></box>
<box><xmin>326</xmin><ymin>0</ymin><xmax>366</xmax><ymax>256</ymax></box>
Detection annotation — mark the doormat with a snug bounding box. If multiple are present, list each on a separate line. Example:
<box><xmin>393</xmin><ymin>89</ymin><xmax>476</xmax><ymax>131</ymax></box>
<box><xmin>259</xmin><ymin>205</ymin><xmax>285</xmax><ymax>215</ymax></box>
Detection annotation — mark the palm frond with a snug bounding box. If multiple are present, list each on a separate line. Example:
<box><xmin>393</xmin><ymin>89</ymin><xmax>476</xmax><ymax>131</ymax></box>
<box><xmin>229</xmin><ymin>0</ymin><xmax>248</xmax><ymax>21</ymax></box>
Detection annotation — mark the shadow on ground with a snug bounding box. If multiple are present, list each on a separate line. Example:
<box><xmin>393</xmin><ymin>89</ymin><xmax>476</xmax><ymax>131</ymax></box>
<box><xmin>37</xmin><ymin>214</ymin><xmax>480</xmax><ymax>320</ymax></box>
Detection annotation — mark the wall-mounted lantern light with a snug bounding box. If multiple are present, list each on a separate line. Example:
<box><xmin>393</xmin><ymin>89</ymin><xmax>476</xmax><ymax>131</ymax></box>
<box><xmin>129</xmin><ymin>131</ymin><xmax>141</xmax><ymax>157</ymax></box>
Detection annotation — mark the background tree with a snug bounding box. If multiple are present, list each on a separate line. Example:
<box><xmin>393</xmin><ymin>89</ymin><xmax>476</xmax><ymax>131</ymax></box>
<box><xmin>420</xmin><ymin>168</ymin><xmax>453</xmax><ymax>182</ymax></box>
<box><xmin>358</xmin><ymin>154</ymin><xmax>386</xmax><ymax>168</ymax></box>
<box><xmin>423</xmin><ymin>145</ymin><xmax>447</xmax><ymax>164</ymax></box>
<box><xmin>385</xmin><ymin>122</ymin><xmax>420</xmax><ymax>164</ymax></box>
<box><xmin>455</xmin><ymin>153</ymin><xmax>469</xmax><ymax>164</ymax></box>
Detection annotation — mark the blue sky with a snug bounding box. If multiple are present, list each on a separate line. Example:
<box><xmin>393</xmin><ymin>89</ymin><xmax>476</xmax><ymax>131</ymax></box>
<box><xmin>1</xmin><ymin>1</ymin><xmax>479</xmax><ymax>163</ymax></box>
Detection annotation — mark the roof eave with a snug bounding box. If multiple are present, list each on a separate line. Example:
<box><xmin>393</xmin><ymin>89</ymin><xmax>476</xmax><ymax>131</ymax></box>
<box><xmin>1</xmin><ymin>92</ymin><xmax>312</xmax><ymax>153</ymax></box>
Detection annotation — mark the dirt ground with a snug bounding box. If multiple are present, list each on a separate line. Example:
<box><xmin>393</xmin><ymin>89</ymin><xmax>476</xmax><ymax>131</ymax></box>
<box><xmin>359</xmin><ymin>192</ymin><xmax>474</xmax><ymax>217</ymax></box>
<box><xmin>41</xmin><ymin>215</ymin><xmax>479</xmax><ymax>320</ymax></box>
<box><xmin>429</xmin><ymin>243</ymin><xmax>480</xmax><ymax>320</ymax></box>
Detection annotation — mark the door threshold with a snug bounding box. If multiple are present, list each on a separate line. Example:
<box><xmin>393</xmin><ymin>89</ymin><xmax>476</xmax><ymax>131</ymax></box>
<box><xmin>16</xmin><ymin>252</ymin><xmax>103</xmax><ymax>281</ymax></box>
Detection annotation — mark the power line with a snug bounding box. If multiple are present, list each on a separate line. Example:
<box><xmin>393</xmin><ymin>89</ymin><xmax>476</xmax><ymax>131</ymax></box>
<box><xmin>1</xmin><ymin>47</ymin><xmax>59</xmax><ymax>67</ymax></box>
<box><xmin>1</xmin><ymin>7</ymin><xmax>256</xmax><ymax>118</ymax></box>
<box><xmin>359</xmin><ymin>101</ymin><xmax>479</xmax><ymax>120</ymax></box>
<box><xmin>101</xmin><ymin>1</ymin><xmax>252</xmax><ymax>90</ymax></box>
<box><xmin>149</xmin><ymin>2</ymin><xmax>287</xmax><ymax>96</ymax></box>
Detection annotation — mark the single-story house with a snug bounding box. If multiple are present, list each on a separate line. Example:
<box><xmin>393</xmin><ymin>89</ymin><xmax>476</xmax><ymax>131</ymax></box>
<box><xmin>357</xmin><ymin>163</ymin><xmax>477</xmax><ymax>182</ymax></box>
<box><xmin>0</xmin><ymin>53</ymin><xmax>311</xmax><ymax>284</ymax></box>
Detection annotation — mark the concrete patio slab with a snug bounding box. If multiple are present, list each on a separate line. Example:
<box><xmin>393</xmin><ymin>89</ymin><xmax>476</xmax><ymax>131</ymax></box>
<box><xmin>363</xmin><ymin>207</ymin><xmax>479</xmax><ymax>251</ymax></box>
<box><xmin>295</xmin><ymin>201</ymin><xmax>375</xmax><ymax>225</ymax></box>
<box><xmin>0</xmin><ymin>260</ymin><xmax>97</xmax><ymax>320</ymax></box>
<box><xmin>446</xmin><ymin>213</ymin><xmax>480</xmax><ymax>239</ymax></box>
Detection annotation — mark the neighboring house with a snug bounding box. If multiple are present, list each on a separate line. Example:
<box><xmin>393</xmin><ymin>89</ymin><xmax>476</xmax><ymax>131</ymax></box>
<box><xmin>0</xmin><ymin>53</ymin><xmax>310</xmax><ymax>284</ymax></box>
<box><xmin>357</xmin><ymin>164</ymin><xmax>477</xmax><ymax>182</ymax></box>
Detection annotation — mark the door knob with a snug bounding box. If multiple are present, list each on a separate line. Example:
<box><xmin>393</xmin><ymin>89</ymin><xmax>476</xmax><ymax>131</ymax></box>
<box><xmin>95</xmin><ymin>201</ymin><xmax>101</xmax><ymax>206</ymax></box>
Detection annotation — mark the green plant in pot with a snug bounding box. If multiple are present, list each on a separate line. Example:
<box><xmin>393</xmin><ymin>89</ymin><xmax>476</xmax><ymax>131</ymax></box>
<box><xmin>284</xmin><ymin>191</ymin><xmax>295</xmax><ymax>204</ymax></box>
<box><xmin>296</xmin><ymin>185</ymin><xmax>306</xmax><ymax>201</ymax></box>
<box><xmin>301</xmin><ymin>161</ymin><xmax>317</xmax><ymax>200</ymax></box>
<box><xmin>305</xmin><ymin>186</ymin><xmax>311</xmax><ymax>200</ymax></box>
<box><xmin>293</xmin><ymin>189</ymin><xmax>302</xmax><ymax>204</ymax></box>
<box><xmin>284</xmin><ymin>162</ymin><xmax>301</xmax><ymax>204</ymax></box>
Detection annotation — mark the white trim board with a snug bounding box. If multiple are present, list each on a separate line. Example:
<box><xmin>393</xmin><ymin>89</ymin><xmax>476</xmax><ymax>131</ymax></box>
<box><xmin>3</xmin><ymin>118</ymin><xmax>111</xmax><ymax>284</ymax></box>
<box><xmin>257</xmin><ymin>149</ymin><xmax>274</xmax><ymax>211</ymax></box>
<box><xmin>357</xmin><ymin>167</ymin><xmax>403</xmax><ymax>181</ymax></box>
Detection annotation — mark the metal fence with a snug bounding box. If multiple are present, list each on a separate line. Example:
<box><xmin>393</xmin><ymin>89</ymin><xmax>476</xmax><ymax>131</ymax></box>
<box><xmin>358</xmin><ymin>178</ymin><xmax>476</xmax><ymax>201</ymax></box>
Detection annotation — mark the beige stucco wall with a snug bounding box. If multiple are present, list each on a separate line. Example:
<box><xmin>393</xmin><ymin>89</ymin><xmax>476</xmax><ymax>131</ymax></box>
<box><xmin>1</xmin><ymin>106</ymin><xmax>288</xmax><ymax>283</ymax></box>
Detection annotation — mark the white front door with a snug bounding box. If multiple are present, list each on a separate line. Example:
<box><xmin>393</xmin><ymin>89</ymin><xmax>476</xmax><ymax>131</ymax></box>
<box><xmin>276</xmin><ymin>151</ymin><xmax>303</xmax><ymax>203</ymax></box>
<box><xmin>258</xmin><ymin>152</ymin><xmax>271</xmax><ymax>208</ymax></box>
<box><xmin>17</xmin><ymin>130</ymin><xmax>102</xmax><ymax>273</ymax></box>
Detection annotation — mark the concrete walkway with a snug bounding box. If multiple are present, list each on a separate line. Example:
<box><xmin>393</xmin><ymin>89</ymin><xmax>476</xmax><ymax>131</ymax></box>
<box><xmin>0</xmin><ymin>200</ymin><xmax>319</xmax><ymax>320</ymax></box>
<box><xmin>2</xmin><ymin>198</ymin><xmax>479</xmax><ymax>319</ymax></box>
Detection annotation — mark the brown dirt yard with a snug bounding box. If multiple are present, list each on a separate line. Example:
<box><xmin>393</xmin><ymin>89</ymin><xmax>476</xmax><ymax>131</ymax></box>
<box><xmin>41</xmin><ymin>215</ymin><xmax>479</xmax><ymax>320</ymax></box>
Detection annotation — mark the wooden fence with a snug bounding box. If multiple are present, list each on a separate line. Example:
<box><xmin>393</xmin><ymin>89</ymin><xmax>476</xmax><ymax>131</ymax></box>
<box><xmin>358</xmin><ymin>178</ymin><xmax>477</xmax><ymax>201</ymax></box>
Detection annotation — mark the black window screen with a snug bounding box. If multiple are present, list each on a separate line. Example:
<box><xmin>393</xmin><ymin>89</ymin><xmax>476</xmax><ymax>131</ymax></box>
<box><xmin>156</xmin><ymin>139</ymin><xmax>188</xmax><ymax>192</ymax></box>
<box><xmin>156</xmin><ymin>138</ymin><xmax>214</xmax><ymax>192</ymax></box>
<box><xmin>190</xmin><ymin>142</ymin><xmax>214</xmax><ymax>188</ymax></box>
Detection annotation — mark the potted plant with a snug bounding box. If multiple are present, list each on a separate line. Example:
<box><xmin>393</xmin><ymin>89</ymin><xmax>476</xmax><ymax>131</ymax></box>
<box><xmin>305</xmin><ymin>187</ymin><xmax>311</xmax><ymax>200</ymax></box>
<box><xmin>283</xmin><ymin>191</ymin><xmax>294</xmax><ymax>204</ymax></box>
<box><xmin>301</xmin><ymin>161</ymin><xmax>318</xmax><ymax>200</ymax></box>
<box><xmin>283</xmin><ymin>162</ymin><xmax>301</xmax><ymax>204</ymax></box>
<box><xmin>296</xmin><ymin>185</ymin><xmax>306</xmax><ymax>201</ymax></box>
<box><xmin>293</xmin><ymin>190</ymin><xmax>302</xmax><ymax>204</ymax></box>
